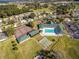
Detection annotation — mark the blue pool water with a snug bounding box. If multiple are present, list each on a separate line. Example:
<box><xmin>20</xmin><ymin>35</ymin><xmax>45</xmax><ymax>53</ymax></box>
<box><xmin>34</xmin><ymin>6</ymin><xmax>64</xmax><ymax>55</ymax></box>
<box><xmin>45</xmin><ymin>29</ymin><xmax>54</xmax><ymax>33</ymax></box>
<box><xmin>44</xmin><ymin>28</ymin><xmax>61</xmax><ymax>34</ymax></box>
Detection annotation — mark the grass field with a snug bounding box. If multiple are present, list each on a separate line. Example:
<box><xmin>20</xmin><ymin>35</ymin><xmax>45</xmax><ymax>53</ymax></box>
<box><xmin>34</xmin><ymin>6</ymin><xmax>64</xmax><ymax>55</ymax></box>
<box><xmin>33</xmin><ymin>8</ymin><xmax>52</xmax><ymax>12</ymax></box>
<box><xmin>0</xmin><ymin>35</ymin><xmax>79</xmax><ymax>59</ymax></box>
<box><xmin>0</xmin><ymin>36</ymin><xmax>42</xmax><ymax>59</ymax></box>
<box><xmin>68</xmin><ymin>47</ymin><xmax>79</xmax><ymax>59</ymax></box>
<box><xmin>50</xmin><ymin>35</ymin><xmax>79</xmax><ymax>59</ymax></box>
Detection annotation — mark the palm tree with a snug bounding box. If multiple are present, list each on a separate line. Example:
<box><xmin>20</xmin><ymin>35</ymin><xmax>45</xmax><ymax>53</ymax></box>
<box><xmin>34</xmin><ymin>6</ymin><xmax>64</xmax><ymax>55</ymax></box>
<box><xmin>12</xmin><ymin>47</ymin><xmax>18</xmax><ymax>51</ymax></box>
<box><xmin>6</xmin><ymin>25</ymin><xmax>15</xmax><ymax>36</ymax></box>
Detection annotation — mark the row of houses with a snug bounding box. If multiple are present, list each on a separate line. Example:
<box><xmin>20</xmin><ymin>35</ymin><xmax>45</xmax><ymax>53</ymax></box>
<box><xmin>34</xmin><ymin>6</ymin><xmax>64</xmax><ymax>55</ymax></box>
<box><xmin>0</xmin><ymin>12</ymin><xmax>31</xmax><ymax>42</ymax></box>
<box><xmin>0</xmin><ymin>12</ymin><xmax>57</xmax><ymax>43</ymax></box>
<box><xmin>0</xmin><ymin>11</ymin><xmax>55</xmax><ymax>27</ymax></box>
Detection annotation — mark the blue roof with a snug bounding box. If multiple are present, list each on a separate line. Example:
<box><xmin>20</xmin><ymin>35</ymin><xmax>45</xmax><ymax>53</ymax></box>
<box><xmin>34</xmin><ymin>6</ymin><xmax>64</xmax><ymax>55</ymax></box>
<box><xmin>16</xmin><ymin>34</ymin><xmax>30</xmax><ymax>43</ymax></box>
<box><xmin>28</xmin><ymin>30</ymin><xmax>39</xmax><ymax>37</ymax></box>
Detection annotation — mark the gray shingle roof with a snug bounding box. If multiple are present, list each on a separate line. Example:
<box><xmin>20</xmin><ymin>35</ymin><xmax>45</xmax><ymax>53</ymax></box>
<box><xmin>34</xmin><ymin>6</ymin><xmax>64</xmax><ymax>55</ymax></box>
<box><xmin>0</xmin><ymin>32</ymin><xmax>7</xmax><ymax>40</ymax></box>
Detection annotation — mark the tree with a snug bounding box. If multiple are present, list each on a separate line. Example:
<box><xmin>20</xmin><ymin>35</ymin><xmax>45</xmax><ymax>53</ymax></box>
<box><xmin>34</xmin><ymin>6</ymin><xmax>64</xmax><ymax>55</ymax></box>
<box><xmin>34</xmin><ymin>2</ymin><xmax>40</xmax><ymax>9</ymax></box>
<box><xmin>12</xmin><ymin>47</ymin><xmax>18</xmax><ymax>51</ymax></box>
<box><xmin>49</xmin><ymin>5</ymin><xmax>56</xmax><ymax>11</ymax></box>
<box><xmin>42</xmin><ymin>4</ymin><xmax>48</xmax><ymax>8</ymax></box>
<box><xmin>36</xmin><ymin>50</ymin><xmax>57</xmax><ymax>59</ymax></box>
<box><xmin>0</xmin><ymin>11</ymin><xmax>7</xmax><ymax>18</ymax></box>
<box><xmin>29</xmin><ymin>13</ymin><xmax>36</xmax><ymax>18</ymax></box>
<box><xmin>6</xmin><ymin>25</ymin><xmax>14</xmax><ymax>36</ymax></box>
<box><xmin>22</xmin><ymin>7</ymin><xmax>30</xmax><ymax>13</ymax></box>
<box><xmin>0</xmin><ymin>4</ymin><xmax>31</xmax><ymax>18</ymax></box>
<box><xmin>56</xmin><ymin>5</ymin><xmax>70</xmax><ymax>15</ymax></box>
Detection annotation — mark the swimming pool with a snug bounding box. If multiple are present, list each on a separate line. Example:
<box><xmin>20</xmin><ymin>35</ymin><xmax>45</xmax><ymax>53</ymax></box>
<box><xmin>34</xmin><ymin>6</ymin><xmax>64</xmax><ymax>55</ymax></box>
<box><xmin>40</xmin><ymin>24</ymin><xmax>62</xmax><ymax>36</ymax></box>
<box><xmin>45</xmin><ymin>29</ymin><xmax>54</xmax><ymax>33</ymax></box>
<box><xmin>44</xmin><ymin>27</ymin><xmax>61</xmax><ymax>34</ymax></box>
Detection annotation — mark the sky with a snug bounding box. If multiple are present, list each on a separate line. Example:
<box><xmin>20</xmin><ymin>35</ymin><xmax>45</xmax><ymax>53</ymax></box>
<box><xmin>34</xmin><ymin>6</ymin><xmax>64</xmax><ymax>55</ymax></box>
<box><xmin>0</xmin><ymin>0</ymin><xmax>16</xmax><ymax>1</ymax></box>
<box><xmin>0</xmin><ymin>0</ymin><xmax>78</xmax><ymax>1</ymax></box>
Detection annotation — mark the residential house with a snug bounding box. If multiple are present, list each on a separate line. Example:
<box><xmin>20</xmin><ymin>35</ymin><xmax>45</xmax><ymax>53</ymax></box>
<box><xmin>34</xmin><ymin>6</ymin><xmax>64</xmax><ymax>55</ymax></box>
<box><xmin>0</xmin><ymin>32</ymin><xmax>8</xmax><ymax>41</ymax></box>
<box><xmin>0</xmin><ymin>18</ymin><xmax>3</xmax><ymax>26</ymax></box>
<box><xmin>18</xmin><ymin>14</ymin><xmax>25</xmax><ymax>21</ymax></box>
<box><xmin>64</xmin><ymin>18</ymin><xmax>71</xmax><ymax>22</ymax></box>
<box><xmin>3</xmin><ymin>18</ymin><xmax>10</xmax><ymax>25</ymax></box>
<box><xmin>0</xmin><ymin>28</ymin><xmax>2</xmax><ymax>32</ymax></box>
<box><xmin>14</xmin><ymin>15</ymin><xmax>19</xmax><ymax>22</ymax></box>
<box><xmin>73</xmin><ymin>9</ymin><xmax>79</xmax><ymax>18</ymax></box>
<box><xmin>21</xmin><ymin>19</ymin><xmax>28</xmax><ymax>25</ymax></box>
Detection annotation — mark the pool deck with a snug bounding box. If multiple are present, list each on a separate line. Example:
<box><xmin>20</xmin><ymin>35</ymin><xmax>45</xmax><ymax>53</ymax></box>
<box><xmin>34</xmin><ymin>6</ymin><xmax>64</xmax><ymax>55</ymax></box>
<box><xmin>40</xmin><ymin>32</ymin><xmax>63</xmax><ymax>36</ymax></box>
<box><xmin>40</xmin><ymin>27</ymin><xmax>63</xmax><ymax>36</ymax></box>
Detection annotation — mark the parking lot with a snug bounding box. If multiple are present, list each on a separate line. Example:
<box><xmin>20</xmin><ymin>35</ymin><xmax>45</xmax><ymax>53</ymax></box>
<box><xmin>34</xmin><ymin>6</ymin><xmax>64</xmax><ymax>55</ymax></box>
<box><xmin>64</xmin><ymin>21</ymin><xmax>79</xmax><ymax>39</ymax></box>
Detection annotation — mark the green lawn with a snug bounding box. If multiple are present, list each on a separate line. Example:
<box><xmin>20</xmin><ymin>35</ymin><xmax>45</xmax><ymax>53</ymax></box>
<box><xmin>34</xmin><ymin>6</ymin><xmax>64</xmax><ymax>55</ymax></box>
<box><xmin>68</xmin><ymin>47</ymin><xmax>79</xmax><ymax>59</ymax></box>
<box><xmin>0</xmin><ymin>36</ymin><xmax>42</xmax><ymax>59</ymax></box>
<box><xmin>50</xmin><ymin>35</ymin><xmax>79</xmax><ymax>59</ymax></box>
<box><xmin>0</xmin><ymin>35</ymin><xmax>79</xmax><ymax>59</ymax></box>
<box><xmin>33</xmin><ymin>8</ymin><xmax>51</xmax><ymax>12</ymax></box>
